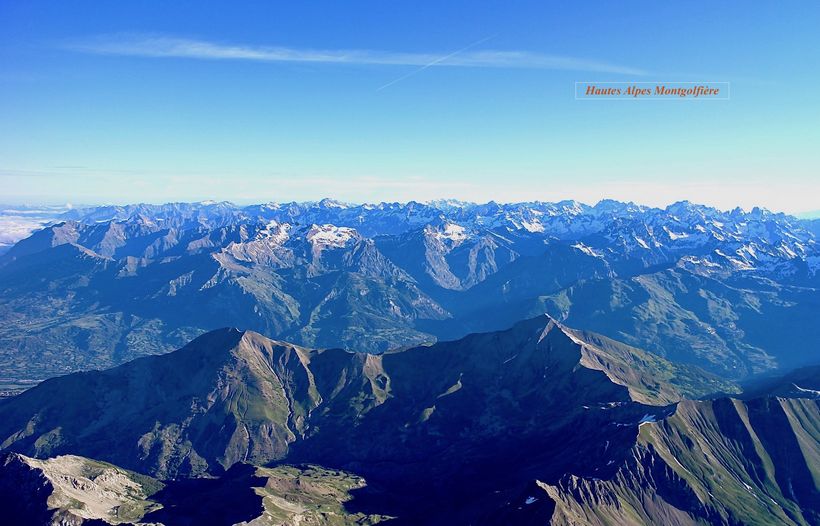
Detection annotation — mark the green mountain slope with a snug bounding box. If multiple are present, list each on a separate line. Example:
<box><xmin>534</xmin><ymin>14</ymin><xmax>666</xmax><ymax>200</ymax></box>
<box><xmin>0</xmin><ymin>317</ymin><xmax>761</xmax><ymax>524</ymax></box>
<box><xmin>0</xmin><ymin>316</ymin><xmax>728</xmax><ymax>481</ymax></box>
<box><xmin>530</xmin><ymin>397</ymin><xmax>820</xmax><ymax>526</ymax></box>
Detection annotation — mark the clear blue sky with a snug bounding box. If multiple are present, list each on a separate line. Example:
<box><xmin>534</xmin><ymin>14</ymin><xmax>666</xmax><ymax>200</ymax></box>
<box><xmin>1</xmin><ymin>1</ymin><xmax>818</xmax><ymax>212</ymax></box>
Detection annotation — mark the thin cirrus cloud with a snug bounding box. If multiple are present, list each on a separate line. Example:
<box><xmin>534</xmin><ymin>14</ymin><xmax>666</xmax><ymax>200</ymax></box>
<box><xmin>64</xmin><ymin>33</ymin><xmax>649</xmax><ymax>76</ymax></box>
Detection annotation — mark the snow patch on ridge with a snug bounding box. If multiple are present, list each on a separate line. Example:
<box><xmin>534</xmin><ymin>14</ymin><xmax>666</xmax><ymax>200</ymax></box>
<box><xmin>432</xmin><ymin>223</ymin><xmax>469</xmax><ymax>243</ymax></box>
<box><xmin>792</xmin><ymin>384</ymin><xmax>820</xmax><ymax>397</ymax></box>
<box><xmin>663</xmin><ymin>226</ymin><xmax>690</xmax><ymax>240</ymax></box>
<box><xmin>638</xmin><ymin>414</ymin><xmax>657</xmax><ymax>426</ymax></box>
<box><xmin>259</xmin><ymin>220</ymin><xmax>291</xmax><ymax>245</ymax></box>
<box><xmin>571</xmin><ymin>242</ymin><xmax>604</xmax><ymax>258</ymax></box>
<box><xmin>520</xmin><ymin>219</ymin><xmax>545</xmax><ymax>233</ymax></box>
<box><xmin>634</xmin><ymin>237</ymin><xmax>650</xmax><ymax>249</ymax></box>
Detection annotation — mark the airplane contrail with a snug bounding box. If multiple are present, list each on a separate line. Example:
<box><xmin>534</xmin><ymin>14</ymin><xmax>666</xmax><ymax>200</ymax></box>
<box><xmin>376</xmin><ymin>34</ymin><xmax>497</xmax><ymax>91</ymax></box>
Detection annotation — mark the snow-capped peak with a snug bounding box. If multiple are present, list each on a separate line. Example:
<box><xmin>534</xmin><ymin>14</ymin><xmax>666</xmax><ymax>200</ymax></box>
<box><xmin>318</xmin><ymin>198</ymin><xmax>349</xmax><ymax>209</ymax></box>
<box><xmin>306</xmin><ymin>224</ymin><xmax>358</xmax><ymax>248</ymax></box>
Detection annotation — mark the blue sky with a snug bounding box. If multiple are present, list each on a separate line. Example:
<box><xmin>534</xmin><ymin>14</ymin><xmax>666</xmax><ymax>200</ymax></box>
<box><xmin>1</xmin><ymin>1</ymin><xmax>819</xmax><ymax>213</ymax></box>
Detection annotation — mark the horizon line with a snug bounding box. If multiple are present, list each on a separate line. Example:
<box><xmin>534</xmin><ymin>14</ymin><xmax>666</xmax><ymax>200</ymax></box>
<box><xmin>2</xmin><ymin>197</ymin><xmax>812</xmax><ymax>218</ymax></box>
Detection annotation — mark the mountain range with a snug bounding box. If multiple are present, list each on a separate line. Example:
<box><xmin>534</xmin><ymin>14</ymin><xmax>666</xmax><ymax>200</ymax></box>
<box><xmin>1</xmin><ymin>199</ymin><xmax>818</xmax><ymax>384</ymax></box>
<box><xmin>0</xmin><ymin>317</ymin><xmax>816</xmax><ymax>524</ymax></box>
<box><xmin>1</xmin><ymin>199</ymin><xmax>819</xmax><ymax>524</ymax></box>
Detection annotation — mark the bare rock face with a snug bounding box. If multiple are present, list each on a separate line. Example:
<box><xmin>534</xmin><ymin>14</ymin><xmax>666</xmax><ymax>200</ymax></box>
<box><xmin>0</xmin><ymin>452</ymin><xmax>161</xmax><ymax>525</ymax></box>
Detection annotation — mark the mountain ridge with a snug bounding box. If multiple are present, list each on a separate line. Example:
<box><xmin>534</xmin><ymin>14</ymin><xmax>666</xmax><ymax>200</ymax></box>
<box><xmin>0</xmin><ymin>315</ymin><xmax>716</xmax><ymax>480</ymax></box>
<box><xmin>0</xmin><ymin>316</ymin><xmax>816</xmax><ymax>524</ymax></box>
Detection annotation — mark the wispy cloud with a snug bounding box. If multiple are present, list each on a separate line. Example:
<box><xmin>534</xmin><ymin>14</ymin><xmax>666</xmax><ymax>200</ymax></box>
<box><xmin>65</xmin><ymin>33</ymin><xmax>648</xmax><ymax>76</ymax></box>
